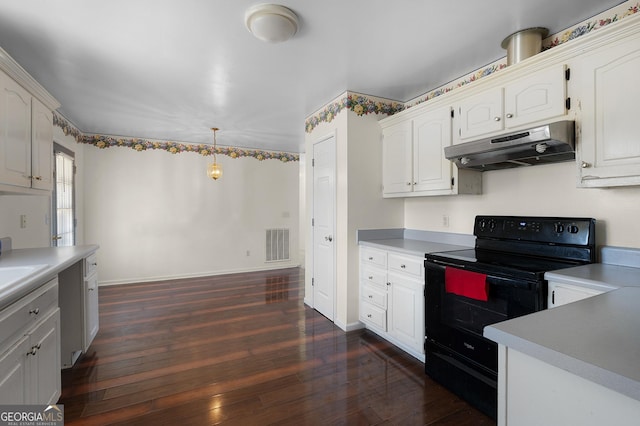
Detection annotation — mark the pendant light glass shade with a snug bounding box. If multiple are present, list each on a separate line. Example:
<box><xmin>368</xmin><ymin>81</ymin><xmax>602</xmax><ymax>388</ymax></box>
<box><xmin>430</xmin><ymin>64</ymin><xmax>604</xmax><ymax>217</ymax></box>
<box><xmin>207</xmin><ymin>127</ymin><xmax>223</xmax><ymax>180</ymax></box>
<box><xmin>207</xmin><ymin>162</ymin><xmax>222</xmax><ymax>180</ymax></box>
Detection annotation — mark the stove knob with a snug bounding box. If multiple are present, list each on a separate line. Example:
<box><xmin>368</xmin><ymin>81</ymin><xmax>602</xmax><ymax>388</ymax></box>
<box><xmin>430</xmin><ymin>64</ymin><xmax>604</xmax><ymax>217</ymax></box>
<box><xmin>554</xmin><ymin>223</ymin><xmax>564</xmax><ymax>233</ymax></box>
<box><xmin>488</xmin><ymin>219</ymin><xmax>496</xmax><ymax>230</ymax></box>
<box><xmin>568</xmin><ymin>225</ymin><xmax>579</xmax><ymax>234</ymax></box>
<box><xmin>478</xmin><ymin>218</ymin><xmax>486</xmax><ymax>229</ymax></box>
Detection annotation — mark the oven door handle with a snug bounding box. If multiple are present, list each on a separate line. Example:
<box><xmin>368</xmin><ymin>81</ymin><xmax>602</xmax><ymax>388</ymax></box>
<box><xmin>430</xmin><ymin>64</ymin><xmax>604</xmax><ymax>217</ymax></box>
<box><xmin>426</xmin><ymin>261</ymin><xmax>537</xmax><ymax>290</ymax></box>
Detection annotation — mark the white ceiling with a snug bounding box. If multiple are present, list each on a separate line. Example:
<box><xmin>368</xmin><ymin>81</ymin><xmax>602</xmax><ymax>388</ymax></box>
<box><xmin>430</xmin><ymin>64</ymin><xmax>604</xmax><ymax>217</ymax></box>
<box><xmin>0</xmin><ymin>0</ymin><xmax>625</xmax><ymax>153</ymax></box>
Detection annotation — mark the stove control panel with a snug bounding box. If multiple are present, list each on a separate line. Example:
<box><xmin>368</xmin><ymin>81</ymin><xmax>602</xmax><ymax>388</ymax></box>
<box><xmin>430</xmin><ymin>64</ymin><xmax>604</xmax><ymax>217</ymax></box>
<box><xmin>474</xmin><ymin>216</ymin><xmax>595</xmax><ymax>246</ymax></box>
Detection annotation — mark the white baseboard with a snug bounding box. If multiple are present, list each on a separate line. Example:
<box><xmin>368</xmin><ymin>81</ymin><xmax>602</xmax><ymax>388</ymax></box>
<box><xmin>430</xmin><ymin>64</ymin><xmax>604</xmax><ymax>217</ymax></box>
<box><xmin>97</xmin><ymin>264</ymin><xmax>301</xmax><ymax>286</ymax></box>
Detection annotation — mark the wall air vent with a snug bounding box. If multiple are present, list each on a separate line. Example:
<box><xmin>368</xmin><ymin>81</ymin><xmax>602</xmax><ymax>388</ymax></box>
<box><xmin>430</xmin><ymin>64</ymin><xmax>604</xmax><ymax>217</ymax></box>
<box><xmin>266</xmin><ymin>228</ymin><xmax>290</xmax><ymax>262</ymax></box>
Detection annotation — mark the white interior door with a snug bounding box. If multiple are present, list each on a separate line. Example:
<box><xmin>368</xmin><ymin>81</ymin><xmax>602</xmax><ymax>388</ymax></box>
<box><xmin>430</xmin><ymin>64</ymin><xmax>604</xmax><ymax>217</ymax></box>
<box><xmin>312</xmin><ymin>135</ymin><xmax>336</xmax><ymax>321</ymax></box>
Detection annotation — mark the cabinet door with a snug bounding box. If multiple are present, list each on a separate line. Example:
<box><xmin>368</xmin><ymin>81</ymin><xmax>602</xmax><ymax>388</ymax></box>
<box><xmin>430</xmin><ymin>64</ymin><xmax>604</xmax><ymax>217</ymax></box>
<box><xmin>458</xmin><ymin>87</ymin><xmax>503</xmax><ymax>140</ymax></box>
<box><xmin>503</xmin><ymin>64</ymin><xmax>567</xmax><ymax>129</ymax></box>
<box><xmin>31</xmin><ymin>98</ymin><xmax>54</xmax><ymax>191</ymax></box>
<box><xmin>0</xmin><ymin>70</ymin><xmax>32</xmax><ymax>187</ymax></box>
<box><xmin>30</xmin><ymin>309</ymin><xmax>60</xmax><ymax>404</ymax></box>
<box><xmin>84</xmin><ymin>273</ymin><xmax>99</xmax><ymax>351</ymax></box>
<box><xmin>578</xmin><ymin>33</ymin><xmax>640</xmax><ymax>187</ymax></box>
<box><xmin>0</xmin><ymin>335</ymin><xmax>30</xmax><ymax>404</ymax></box>
<box><xmin>548</xmin><ymin>282</ymin><xmax>604</xmax><ymax>308</ymax></box>
<box><xmin>413</xmin><ymin>107</ymin><xmax>453</xmax><ymax>192</ymax></box>
<box><xmin>388</xmin><ymin>274</ymin><xmax>424</xmax><ymax>352</ymax></box>
<box><xmin>382</xmin><ymin>120</ymin><xmax>413</xmax><ymax>195</ymax></box>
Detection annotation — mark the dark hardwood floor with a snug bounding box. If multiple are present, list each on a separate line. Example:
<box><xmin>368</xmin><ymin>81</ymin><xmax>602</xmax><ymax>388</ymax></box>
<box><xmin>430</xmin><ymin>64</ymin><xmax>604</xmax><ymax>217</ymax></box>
<box><xmin>59</xmin><ymin>267</ymin><xmax>494</xmax><ymax>425</ymax></box>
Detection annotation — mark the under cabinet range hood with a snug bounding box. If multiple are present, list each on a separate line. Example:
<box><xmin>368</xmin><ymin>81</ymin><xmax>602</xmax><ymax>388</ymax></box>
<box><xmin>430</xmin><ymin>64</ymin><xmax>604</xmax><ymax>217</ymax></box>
<box><xmin>445</xmin><ymin>121</ymin><xmax>575</xmax><ymax>171</ymax></box>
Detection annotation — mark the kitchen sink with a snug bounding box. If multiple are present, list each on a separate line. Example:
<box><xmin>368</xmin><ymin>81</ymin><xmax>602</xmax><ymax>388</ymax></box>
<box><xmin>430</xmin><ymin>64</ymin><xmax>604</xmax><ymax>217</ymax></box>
<box><xmin>0</xmin><ymin>264</ymin><xmax>49</xmax><ymax>288</ymax></box>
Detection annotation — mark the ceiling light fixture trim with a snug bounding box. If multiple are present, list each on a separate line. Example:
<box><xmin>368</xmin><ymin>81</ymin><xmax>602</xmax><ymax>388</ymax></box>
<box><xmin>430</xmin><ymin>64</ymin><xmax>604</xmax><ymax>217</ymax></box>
<box><xmin>245</xmin><ymin>3</ymin><xmax>299</xmax><ymax>43</ymax></box>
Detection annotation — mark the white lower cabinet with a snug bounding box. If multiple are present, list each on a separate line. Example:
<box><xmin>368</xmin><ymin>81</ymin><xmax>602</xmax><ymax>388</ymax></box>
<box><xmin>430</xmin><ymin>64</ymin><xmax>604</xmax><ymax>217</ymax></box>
<box><xmin>359</xmin><ymin>246</ymin><xmax>425</xmax><ymax>361</ymax></box>
<box><xmin>0</xmin><ymin>278</ymin><xmax>60</xmax><ymax>404</ymax></box>
<box><xmin>59</xmin><ymin>251</ymin><xmax>100</xmax><ymax>367</ymax></box>
<box><xmin>548</xmin><ymin>280</ymin><xmax>613</xmax><ymax>308</ymax></box>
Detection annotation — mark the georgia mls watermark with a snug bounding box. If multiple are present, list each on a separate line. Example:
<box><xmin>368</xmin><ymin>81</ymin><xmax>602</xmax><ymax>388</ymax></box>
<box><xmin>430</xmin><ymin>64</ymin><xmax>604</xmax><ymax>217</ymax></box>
<box><xmin>0</xmin><ymin>405</ymin><xmax>63</xmax><ymax>426</ymax></box>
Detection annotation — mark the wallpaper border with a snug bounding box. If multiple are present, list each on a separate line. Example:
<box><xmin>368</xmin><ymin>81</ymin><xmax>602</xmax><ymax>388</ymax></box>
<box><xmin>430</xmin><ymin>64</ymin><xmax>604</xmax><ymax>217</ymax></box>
<box><xmin>53</xmin><ymin>112</ymin><xmax>300</xmax><ymax>162</ymax></box>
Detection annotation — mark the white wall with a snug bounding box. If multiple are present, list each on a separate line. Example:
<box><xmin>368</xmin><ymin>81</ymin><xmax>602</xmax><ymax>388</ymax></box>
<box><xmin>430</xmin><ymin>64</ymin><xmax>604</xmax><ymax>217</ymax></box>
<box><xmin>83</xmin><ymin>144</ymin><xmax>300</xmax><ymax>284</ymax></box>
<box><xmin>404</xmin><ymin>161</ymin><xmax>640</xmax><ymax>250</ymax></box>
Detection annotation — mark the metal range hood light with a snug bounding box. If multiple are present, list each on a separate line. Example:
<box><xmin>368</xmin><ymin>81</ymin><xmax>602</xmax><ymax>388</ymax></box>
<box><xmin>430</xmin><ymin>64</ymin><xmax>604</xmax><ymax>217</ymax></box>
<box><xmin>445</xmin><ymin>121</ymin><xmax>575</xmax><ymax>172</ymax></box>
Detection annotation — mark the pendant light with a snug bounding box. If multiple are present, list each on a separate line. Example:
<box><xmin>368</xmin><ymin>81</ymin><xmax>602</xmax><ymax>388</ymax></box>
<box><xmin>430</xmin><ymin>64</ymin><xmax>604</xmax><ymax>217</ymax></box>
<box><xmin>207</xmin><ymin>127</ymin><xmax>223</xmax><ymax>180</ymax></box>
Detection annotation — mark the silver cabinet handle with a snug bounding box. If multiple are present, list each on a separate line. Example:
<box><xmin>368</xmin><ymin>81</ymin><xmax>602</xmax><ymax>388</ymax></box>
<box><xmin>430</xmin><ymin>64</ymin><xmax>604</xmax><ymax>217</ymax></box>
<box><xmin>29</xmin><ymin>308</ymin><xmax>39</xmax><ymax>315</ymax></box>
<box><xmin>400</xmin><ymin>264</ymin><xmax>406</xmax><ymax>269</ymax></box>
<box><xmin>506</xmin><ymin>113</ymin><xmax>513</xmax><ymax>118</ymax></box>
<box><xmin>324</xmin><ymin>235</ymin><xmax>333</xmax><ymax>242</ymax></box>
<box><xmin>581</xmin><ymin>162</ymin><xmax>592</xmax><ymax>168</ymax></box>
<box><xmin>494</xmin><ymin>117</ymin><xmax>501</xmax><ymax>121</ymax></box>
<box><xmin>406</xmin><ymin>182</ymin><xmax>411</xmax><ymax>186</ymax></box>
<box><xmin>368</xmin><ymin>295</ymin><xmax>373</xmax><ymax>299</ymax></box>
<box><xmin>368</xmin><ymin>276</ymin><xmax>373</xmax><ymax>280</ymax></box>
<box><xmin>368</xmin><ymin>256</ymin><xmax>373</xmax><ymax>261</ymax></box>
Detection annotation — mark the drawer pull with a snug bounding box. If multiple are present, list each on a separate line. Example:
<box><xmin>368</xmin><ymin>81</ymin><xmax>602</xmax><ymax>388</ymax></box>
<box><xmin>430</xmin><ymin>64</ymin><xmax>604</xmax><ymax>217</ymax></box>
<box><xmin>400</xmin><ymin>264</ymin><xmax>406</xmax><ymax>269</ymax></box>
<box><xmin>387</xmin><ymin>282</ymin><xmax>391</xmax><ymax>286</ymax></box>
<box><xmin>27</xmin><ymin>344</ymin><xmax>41</xmax><ymax>356</ymax></box>
<box><xmin>29</xmin><ymin>308</ymin><xmax>40</xmax><ymax>315</ymax></box>
<box><xmin>368</xmin><ymin>295</ymin><xmax>373</xmax><ymax>299</ymax></box>
<box><xmin>368</xmin><ymin>276</ymin><xmax>373</xmax><ymax>280</ymax></box>
<box><xmin>88</xmin><ymin>287</ymin><xmax>95</xmax><ymax>291</ymax></box>
<box><xmin>367</xmin><ymin>314</ymin><xmax>372</xmax><ymax>318</ymax></box>
<box><xmin>368</xmin><ymin>256</ymin><xmax>373</xmax><ymax>261</ymax></box>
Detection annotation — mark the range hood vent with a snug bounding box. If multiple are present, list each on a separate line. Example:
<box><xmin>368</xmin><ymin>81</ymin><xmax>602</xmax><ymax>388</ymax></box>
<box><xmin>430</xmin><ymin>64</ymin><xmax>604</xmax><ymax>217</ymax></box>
<box><xmin>445</xmin><ymin>121</ymin><xmax>575</xmax><ymax>171</ymax></box>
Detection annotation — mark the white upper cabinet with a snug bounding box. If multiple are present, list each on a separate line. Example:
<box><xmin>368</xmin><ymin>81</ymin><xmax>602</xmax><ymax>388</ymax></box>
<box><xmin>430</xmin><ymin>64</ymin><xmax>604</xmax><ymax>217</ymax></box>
<box><xmin>457</xmin><ymin>64</ymin><xmax>568</xmax><ymax>142</ymax></box>
<box><xmin>413</xmin><ymin>107</ymin><xmax>455</xmax><ymax>192</ymax></box>
<box><xmin>0</xmin><ymin>69</ymin><xmax>32</xmax><ymax>188</ymax></box>
<box><xmin>382</xmin><ymin>120</ymin><xmax>413</xmax><ymax>195</ymax></box>
<box><xmin>458</xmin><ymin>87</ymin><xmax>503</xmax><ymax>140</ymax></box>
<box><xmin>31</xmin><ymin>98</ymin><xmax>54</xmax><ymax>191</ymax></box>
<box><xmin>381</xmin><ymin>104</ymin><xmax>481</xmax><ymax>197</ymax></box>
<box><xmin>576</xmin><ymin>29</ymin><xmax>640</xmax><ymax>187</ymax></box>
<box><xmin>0</xmin><ymin>48</ymin><xmax>59</xmax><ymax>193</ymax></box>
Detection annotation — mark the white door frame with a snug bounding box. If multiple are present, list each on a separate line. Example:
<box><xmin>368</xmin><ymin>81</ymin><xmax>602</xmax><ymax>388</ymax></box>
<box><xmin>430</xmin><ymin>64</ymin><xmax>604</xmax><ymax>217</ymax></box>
<box><xmin>311</xmin><ymin>132</ymin><xmax>337</xmax><ymax>321</ymax></box>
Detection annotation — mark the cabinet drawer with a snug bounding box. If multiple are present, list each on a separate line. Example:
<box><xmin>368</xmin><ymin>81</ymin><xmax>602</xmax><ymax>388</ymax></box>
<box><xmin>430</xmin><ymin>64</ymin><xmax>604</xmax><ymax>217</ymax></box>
<box><xmin>361</xmin><ymin>283</ymin><xmax>387</xmax><ymax>309</ymax></box>
<box><xmin>0</xmin><ymin>278</ymin><xmax>58</xmax><ymax>346</ymax></box>
<box><xmin>360</xmin><ymin>264</ymin><xmax>387</xmax><ymax>288</ymax></box>
<box><xmin>360</xmin><ymin>302</ymin><xmax>386</xmax><ymax>331</ymax></box>
<box><xmin>360</xmin><ymin>247</ymin><xmax>387</xmax><ymax>268</ymax></box>
<box><xmin>84</xmin><ymin>253</ymin><xmax>98</xmax><ymax>278</ymax></box>
<box><xmin>388</xmin><ymin>253</ymin><xmax>423</xmax><ymax>279</ymax></box>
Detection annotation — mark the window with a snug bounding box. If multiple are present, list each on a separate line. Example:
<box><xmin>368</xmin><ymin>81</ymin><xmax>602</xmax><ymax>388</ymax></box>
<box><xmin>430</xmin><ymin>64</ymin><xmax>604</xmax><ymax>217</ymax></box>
<box><xmin>52</xmin><ymin>143</ymin><xmax>75</xmax><ymax>246</ymax></box>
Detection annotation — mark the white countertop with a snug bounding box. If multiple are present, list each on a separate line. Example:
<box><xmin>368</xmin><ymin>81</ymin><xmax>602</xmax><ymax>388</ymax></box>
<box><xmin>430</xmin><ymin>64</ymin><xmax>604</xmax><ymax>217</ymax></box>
<box><xmin>546</xmin><ymin>263</ymin><xmax>640</xmax><ymax>291</ymax></box>
<box><xmin>485</xmin><ymin>287</ymin><xmax>640</xmax><ymax>402</ymax></box>
<box><xmin>486</xmin><ymin>258</ymin><xmax>640</xmax><ymax>402</ymax></box>
<box><xmin>359</xmin><ymin>238</ymin><xmax>471</xmax><ymax>256</ymax></box>
<box><xmin>0</xmin><ymin>245</ymin><xmax>99</xmax><ymax>310</ymax></box>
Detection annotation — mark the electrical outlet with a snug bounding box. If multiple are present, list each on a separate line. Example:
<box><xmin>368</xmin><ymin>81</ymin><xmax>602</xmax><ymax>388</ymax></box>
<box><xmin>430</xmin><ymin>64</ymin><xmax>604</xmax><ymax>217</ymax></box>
<box><xmin>442</xmin><ymin>215</ymin><xmax>450</xmax><ymax>227</ymax></box>
<box><xmin>246</xmin><ymin>250</ymin><xmax>251</xmax><ymax>257</ymax></box>
<box><xmin>20</xmin><ymin>215</ymin><xmax>27</xmax><ymax>229</ymax></box>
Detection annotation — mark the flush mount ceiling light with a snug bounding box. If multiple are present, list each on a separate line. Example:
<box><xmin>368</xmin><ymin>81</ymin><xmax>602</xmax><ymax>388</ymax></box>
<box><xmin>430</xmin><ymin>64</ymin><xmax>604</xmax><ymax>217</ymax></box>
<box><xmin>245</xmin><ymin>4</ymin><xmax>299</xmax><ymax>43</ymax></box>
<box><xmin>207</xmin><ymin>128</ymin><xmax>223</xmax><ymax>180</ymax></box>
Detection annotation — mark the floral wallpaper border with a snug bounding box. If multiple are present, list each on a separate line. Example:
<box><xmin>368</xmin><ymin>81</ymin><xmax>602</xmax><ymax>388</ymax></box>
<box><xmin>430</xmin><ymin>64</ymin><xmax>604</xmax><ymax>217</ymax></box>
<box><xmin>305</xmin><ymin>1</ymin><xmax>640</xmax><ymax>132</ymax></box>
<box><xmin>304</xmin><ymin>92</ymin><xmax>405</xmax><ymax>133</ymax></box>
<box><xmin>53</xmin><ymin>112</ymin><xmax>300</xmax><ymax>162</ymax></box>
